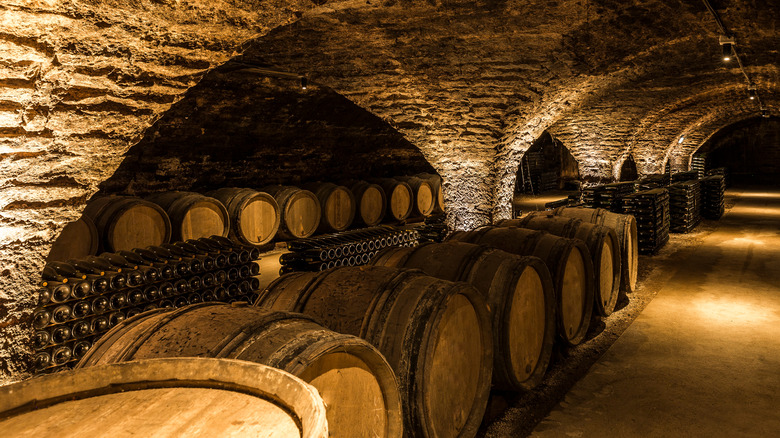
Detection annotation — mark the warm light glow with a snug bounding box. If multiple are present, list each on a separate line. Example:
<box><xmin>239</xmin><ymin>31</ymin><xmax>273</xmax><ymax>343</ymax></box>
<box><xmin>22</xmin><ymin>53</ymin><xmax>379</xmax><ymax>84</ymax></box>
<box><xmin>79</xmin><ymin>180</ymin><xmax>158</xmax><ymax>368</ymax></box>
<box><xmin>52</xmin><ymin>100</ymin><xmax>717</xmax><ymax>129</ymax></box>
<box><xmin>678</xmin><ymin>135</ymin><xmax>685</xmax><ymax>144</ymax></box>
<box><xmin>693</xmin><ymin>296</ymin><xmax>778</xmax><ymax>327</ymax></box>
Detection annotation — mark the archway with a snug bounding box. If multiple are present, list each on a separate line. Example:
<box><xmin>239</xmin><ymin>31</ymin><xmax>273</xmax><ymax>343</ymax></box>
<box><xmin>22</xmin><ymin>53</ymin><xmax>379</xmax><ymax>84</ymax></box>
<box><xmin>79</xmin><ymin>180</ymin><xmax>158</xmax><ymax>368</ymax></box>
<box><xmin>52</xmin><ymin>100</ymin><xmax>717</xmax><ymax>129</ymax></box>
<box><xmin>619</xmin><ymin>155</ymin><xmax>639</xmax><ymax>181</ymax></box>
<box><xmin>514</xmin><ymin>132</ymin><xmax>580</xmax><ymax>195</ymax></box>
<box><xmin>693</xmin><ymin>116</ymin><xmax>780</xmax><ymax>185</ymax></box>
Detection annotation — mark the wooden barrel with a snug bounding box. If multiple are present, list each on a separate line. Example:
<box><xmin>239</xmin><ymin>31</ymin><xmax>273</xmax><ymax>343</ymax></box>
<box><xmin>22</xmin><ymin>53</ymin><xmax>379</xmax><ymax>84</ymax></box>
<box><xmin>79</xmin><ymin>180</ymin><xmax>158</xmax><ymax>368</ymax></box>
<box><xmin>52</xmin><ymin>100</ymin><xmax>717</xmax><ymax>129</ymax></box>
<box><xmin>262</xmin><ymin>186</ymin><xmax>321</xmax><ymax>240</ymax></box>
<box><xmin>370</xmin><ymin>242</ymin><xmax>555</xmax><ymax>391</ymax></box>
<box><xmin>83</xmin><ymin>196</ymin><xmax>172</xmax><ymax>252</ymax></box>
<box><xmin>554</xmin><ymin>206</ymin><xmax>639</xmax><ymax>293</ymax></box>
<box><xmin>503</xmin><ymin>214</ymin><xmax>622</xmax><ymax>317</ymax></box>
<box><xmin>77</xmin><ymin>303</ymin><xmax>401</xmax><ymax>438</ymax></box>
<box><xmin>447</xmin><ymin>227</ymin><xmax>594</xmax><ymax>347</ymax></box>
<box><xmin>373</xmin><ymin>178</ymin><xmax>413</xmax><ymax>222</ymax></box>
<box><xmin>0</xmin><ymin>358</ymin><xmax>328</xmax><ymax>437</ymax></box>
<box><xmin>350</xmin><ymin>181</ymin><xmax>386</xmax><ymax>226</ymax></box>
<box><xmin>46</xmin><ymin>217</ymin><xmax>99</xmax><ymax>263</ymax></box>
<box><xmin>303</xmin><ymin>182</ymin><xmax>356</xmax><ymax>232</ymax></box>
<box><xmin>396</xmin><ymin>176</ymin><xmax>435</xmax><ymax>217</ymax></box>
<box><xmin>146</xmin><ymin>191</ymin><xmax>230</xmax><ymax>241</ymax></box>
<box><xmin>416</xmin><ymin>173</ymin><xmax>445</xmax><ymax>213</ymax></box>
<box><xmin>257</xmin><ymin>266</ymin><xmax>493</xmax><ymax>438</ymax></box>
<box><xmin>208</xmin><ymin>188</ymin><xmax>280</xmax><ymax>246</ymax></box>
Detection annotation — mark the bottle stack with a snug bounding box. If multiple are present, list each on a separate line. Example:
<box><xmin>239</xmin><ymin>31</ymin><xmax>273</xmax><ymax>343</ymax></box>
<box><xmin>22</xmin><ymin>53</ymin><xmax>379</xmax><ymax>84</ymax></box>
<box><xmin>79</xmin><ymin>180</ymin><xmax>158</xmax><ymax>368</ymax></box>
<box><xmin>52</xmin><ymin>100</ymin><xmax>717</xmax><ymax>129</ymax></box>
<box><xmin>701</xmin><ymin>175</ymin><xmax>726</xmax><ymax>219</ymax></box>
<box><xmin>635</xmin><ymin>174</ymin><xmax>669</xmax><ymax>191</ymax></box>
<box><xmin>671</xmin><ymin>170</ymin><xmax>700</xmax><ymax>183</ymax></box>
<box><xmin>622</xmin><ymin>188</ymin><xmax>671</xmax><ymax>254</ymax></box>
<box><xmin>668</xmin><ymin>180</ymin><xmax>702</xmax><ymax>233</ymax></box>
<box><xmin>691</xmin><ymin>154</ymin><xmax>709</xmax><ymax>179</ymax></box>
<box><xmin>32</xmin><ymin>236</ymin><xmax>262</xmax><ymax>375</ymax></box>
<box><xmin>280</xmin><ymin>226</ymin><xmax>420</xmax><ymax>273</ymax></box>
<box><xmin>414</xmin><ymin>214</ymin><xmax>449</xmax><ymax>243</ymax></box>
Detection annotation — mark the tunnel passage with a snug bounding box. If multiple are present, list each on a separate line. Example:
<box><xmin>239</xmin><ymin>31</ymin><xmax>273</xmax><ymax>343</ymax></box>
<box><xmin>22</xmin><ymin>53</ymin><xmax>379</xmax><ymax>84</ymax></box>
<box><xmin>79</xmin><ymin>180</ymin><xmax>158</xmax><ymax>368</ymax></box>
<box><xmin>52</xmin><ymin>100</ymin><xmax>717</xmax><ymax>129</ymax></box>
<box><xmin>619</xmin><ymin>155</ymin><xmax>639</xmax><ymax>182</ymax></box>
<box><xmin>693</xmin><ymin>116</ymin><xmax>780</xmax><ymax>185</ymax></box>
<box><xmin>515</xmin><ymin>133</ymin><xmax>580</xmax><ymax>195</ymax></box>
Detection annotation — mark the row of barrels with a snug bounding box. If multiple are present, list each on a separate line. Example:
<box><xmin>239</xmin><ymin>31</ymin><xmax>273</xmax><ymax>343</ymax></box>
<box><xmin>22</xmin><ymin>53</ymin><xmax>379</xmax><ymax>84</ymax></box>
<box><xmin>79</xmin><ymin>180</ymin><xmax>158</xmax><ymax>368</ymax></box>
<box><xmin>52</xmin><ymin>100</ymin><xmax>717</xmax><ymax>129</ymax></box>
<box><xmin>48</xmin><ymin>174</ymin><xmax>445</xmax><ymax>263</ymax></box>
<box><xmin>14</xmin><ymin>207</ymin><xmax>636</xmax><ymax>437</ymax></box>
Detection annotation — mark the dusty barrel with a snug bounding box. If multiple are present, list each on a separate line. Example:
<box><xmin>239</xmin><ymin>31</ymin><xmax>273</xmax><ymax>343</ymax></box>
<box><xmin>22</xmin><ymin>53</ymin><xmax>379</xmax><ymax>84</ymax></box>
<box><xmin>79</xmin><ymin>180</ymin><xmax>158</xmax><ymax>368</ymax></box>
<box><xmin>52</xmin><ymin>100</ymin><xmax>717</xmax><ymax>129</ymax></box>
<box><xmin>396</xmin><ymin>176</ymin><xmax>435</xmax><ymax>217</ymax></box>
<box><xmin>46</xmin><ymin>217</ymin><xmax>99</xmax><ymax>263</ymax></box>
<box><xmin>146</xmin><ymin>191</ymin><xmax>230</xmax><ymax>241</ymax></box>
<box><xmin>257</xmin><ymin>266</ymin><xmax>493</xmax><ymax>438</ymax></box>
<box><xmin>350</xmin><ymin>181</ymin><xmax>386</xmax><ymax>226</ymax></box>
<box><xmin>83</xmin><ymin>196</ymin><xmax>172</xmax><ymax>252</ymax></box>
<box><xmin>78</xmin><ymin>303</ymin><xmax>402</xmax><ymax>438</ymax></box>
<box><xmin>448</xmin><ymin>227</ymin><xmax>594</xmax><ymax>347</ymax></box>
<box><xmin>503</xmin><ymin>214</ymin><xmax>622</xmax><ymax>316</ymax></box>
<box><xmin>208</xmin><ymin>188</ymin><xmax>280</xmax><ymax>246</ymax></box>
<box><xmin>303</xmin><ymin>182</ymin><xmax>356</xmax><ymax>232</ymax></box>
<box><xmin>262</xmin><ymin>185</ymin><xmax>321</xmax><ymax>240</ymax></box>
<box><xmin>370</xmin><ymin>242</ymin><xmax>555</xmax><ymax>391</ymax></box>
<box><xmin>1</xmin><ymin>358</ymin><xmax>328</xmax><ymax>438</ymax></box>
<box><xmin>554</xmin><ymin>206</ymin><xmax>639</xmax><ymax>293</ymax></box>
<box><xmin>373</xmin><ymin>178</ymin><xmax>413</xmax><ymax>222</ymax></box>
<box><xmin>416</xmin><ymin>173</ymin><xmax>445</xmax><ymax>213</ymax></box>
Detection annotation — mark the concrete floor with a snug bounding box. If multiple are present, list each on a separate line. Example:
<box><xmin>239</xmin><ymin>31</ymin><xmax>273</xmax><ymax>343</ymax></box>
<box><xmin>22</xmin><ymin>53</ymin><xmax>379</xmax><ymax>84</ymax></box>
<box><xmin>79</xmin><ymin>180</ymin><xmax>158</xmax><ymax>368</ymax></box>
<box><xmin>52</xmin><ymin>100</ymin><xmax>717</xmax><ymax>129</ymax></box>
<box><xmin>531</xmin><ymin>188</ymin><xmax>780</xmax><ymax>437</ymax></box>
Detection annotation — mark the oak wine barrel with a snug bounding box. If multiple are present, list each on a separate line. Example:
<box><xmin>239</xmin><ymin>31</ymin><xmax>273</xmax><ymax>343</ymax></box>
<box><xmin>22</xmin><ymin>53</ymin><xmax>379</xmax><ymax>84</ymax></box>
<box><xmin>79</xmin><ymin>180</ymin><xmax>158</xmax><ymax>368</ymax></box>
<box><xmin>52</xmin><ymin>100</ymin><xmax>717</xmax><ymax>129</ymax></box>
<box><xmin>78</xmin><ymin>303</ymin><xmax>401</xmax><ymax>438</ymax></box>
<box><xmin>208</xmin><ymin>188</ymin><xmax>280</xmax><ymax>246</ymax></box>
<box><xmin>448</xmin><ymin>227</ymin><xmax>594</xmax><ymax>347</ymax></box>
<box><xmin>146</xmin><ymin>191</ymin><xmax>230</xmax><ymax>242</ymax></box>
<box><xmin>262</xmin><ymin>185</ymin><xmax>321</xmax><ymax>240</ymax></box>
<box><xmin>257</xmin><ymin>266</ymin><xmax>493</xmax><ymax>438</ymax></box>
<box><xmin>46</xmin><ymin>217</ymin><xmax>99</xmax><ymax>263</ymax></box>
<box><xmin>350</xmin><ymin>181</ymin><xmax>387</xmax><ymax>226</ymax></box>
<box><xmin>1</xmin><ymin>358</ymin><xmax>328</xmax><ymax>438</ymax></box>
<box><xmin>503</xmin><ymin>213</ymin><xmax>621</xmax><ymax>316</ymax></box>
<box><xmin>396</xmin><ymin>176</ymin><xmax>435</xmax><ymax>217</ymax></box>
<box><xmin>83</xmin><ymin>196</ymin><xmax>171</xmax><ymax>252</ymax></box>
<box><xmin>373</xmin><ymin>178</ymin><xmax>413</xmax><ymax>222</ymax></box>
<box><xmin>416</xmin><ymin>173</ymin><xmax>445</xmax><ymax>213</ymax></box>
<box><xmin>554</xmin><ymin>206</ymin><xmax>639</xmax><ymax>293</ymax></box>
<box><xmin>370</xmin><ymin>242</ymin><xmax>555</xmax><ymax>391</ymax></box>
<box><xmin>303</xmin><ymin>182</ymin><xmax>356</xmax><ymax>232</ymax></box>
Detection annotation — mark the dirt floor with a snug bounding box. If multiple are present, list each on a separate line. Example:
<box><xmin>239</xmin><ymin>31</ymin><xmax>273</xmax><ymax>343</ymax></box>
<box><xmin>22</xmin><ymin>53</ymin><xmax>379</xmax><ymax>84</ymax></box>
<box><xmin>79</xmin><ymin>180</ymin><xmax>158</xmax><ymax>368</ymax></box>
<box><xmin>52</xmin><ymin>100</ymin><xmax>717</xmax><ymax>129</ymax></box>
<box><xmin>478</xmin><ymin>191</ymin><xmax>741</xmax><ymax>437</ymax></box>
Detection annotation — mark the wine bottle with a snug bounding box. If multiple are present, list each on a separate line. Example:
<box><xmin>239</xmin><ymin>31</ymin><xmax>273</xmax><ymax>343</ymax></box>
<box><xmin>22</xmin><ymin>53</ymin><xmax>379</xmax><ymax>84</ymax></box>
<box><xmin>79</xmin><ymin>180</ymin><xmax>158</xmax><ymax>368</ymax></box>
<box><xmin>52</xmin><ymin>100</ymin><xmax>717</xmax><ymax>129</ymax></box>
<box><xmin>173</xmin><ymin>296</ymin><xmax>189</xmax><ymax>308</ymax></box>
<box><xmin>34</xmin><ymin>351</ymin><xmax>51</xmax><ymax>370</ymax></box>
<box><xmin>238</xmin><ymin>265</ymin><xmax>251</xmax><ymax>279</ymax></box>
<box><xmin>158</xmin><ymin>282</ymin><xmax>175</xmax><ymax>298</ymax></box>
<box><xmin>33</xmin><ymin>330</ymin><xmax>50</xmax><ymax>349</ymax></box>
<box><xmin>72</xmin><ymin>320</ymin><xmax>92</xmax><ymax>338</ymax></box>
<box><xmin>72</xmin><ymin>340</ymin><xmax>91</xmax><ymax>359</ymax></box>
<box><xmin>109</xmin><ymin>292</ymin><xmax>127</xmax><ymax>310</ymax></box>
<box><xmin>227</xmin><ymin>268</ymin><xmax>239</xmax><ymax>282</ymax></box>
<box><xmin>215</xmin><ymin>287</ymin><xmax>229</xmax><ymax>301</ymax></box>
<box><xmin>249</xmin><ymin>277</ymin><xmax>260</xmax><ymax>291</ymax></box>
<box><xmin>144</xmin><ymin>285</ymin><xmax>160</xmax><ymax>301</ymax></box>
<box><xmin>227</xmin><ymin>283</ymin><xmax>239</xmax><ymax>298</ymax></box>
<box><xmin>70</xmin><ymin>279</ymin><xmax>92</xmax><ymax>299</ymax></box>
<box><xmin>127</xmin><ymin>289</ymin><xmax>145</xmax><ymax>306</ymax></box>
<box><xmin>126</xmin><ymin>307</ymin><xmax>143</xmax><ymax>318</ymax></box>
<box><xmin>201</xmin><ymin>289</ymin><xmax>217</xmax><ymax>302</ymax></box>
<box><xmin>143</xmin><ymin>302</ymin><xmax>160</xmax><ymax>312</ymax></box>
<box><xmin>119</xmin><ymin>250</ymin><xmax>174</xmax><ymax>279</ymax></box>
<box><xmin>214</xmin><ymin>270</ymin><xmax>228</xmax><ymax>285</ymax></box>
<box><xmin>108</xmin><ymin>311</ymin><xmax>125</xmax><ymax>327</ymax></box>
<box><xmin>201</xmin><ymin>272</ymin><xmax>216</xmax><ymax>288</ymax></box>
<box><xmin>91</xmin><ymin>296</ymin><xmax>110</xmax><ymax>314</ymax></box>
<box><xmin>72</xmin><ymin>301</ymin><xmax>91</xmax><ymax>319</ymax></box>
<box><xmin>90</xmin><ymin>316</ymin><xmax>109</xmax><ymax>333</ymax></box>
<box><xmin>51</xmin><ymin>325</ymin><xmax>71</xmax><ymax>343</ymax></box>
<box><xmin>37</xmin><ymin>287</ymin><xmax>52</xmax><ymax>306</ymax></box>
<box><xmin>187</xmin><ymin>292</ymin><xmax>203</xmax><ymax>304</ymax></box>
<box><xmin>33</xmin><ymin>309</ymin><xmax>51</xmax><ymax>330</ymax></box>
<box><xmin>238</xmin><ymin>280</ymin><xmax>251</xmax><ymax>294</ymax></box>
<box><xmin>51</xmin><ymin>305</ymin><xmax>72</xmax><ymax>324</ymax></box>
<box><xmin>46</xmin><ymin>262</ymin><xmax>86</xmax><ymax>280</ymax></box>
<box><xmin>96</xmin><ymin>254</ymin><xmax>160</xmax><ymax>283</ymax></box>
<box><xmin>51</xmin><ymin>346</ymin><xmax>72</xmax><ymax>365</ymax></box>
<box><xmin>188</xmin><ymin>276</ymin><xmax>202</xmax><ymax>291</ymax></box>
<box><xmin>49</xmin><ymin>283</ymin><xmax>72</xmax><ymax>303</ymax></box>
<box><xmin>159</xmin><ymin>300</ymin><xmax>174</xmax><ymax>309</ymax></box>
<box><xmin>173</xmin><ymin>279</ymin><xmax>189</xmax><ymax>295</ymax></box>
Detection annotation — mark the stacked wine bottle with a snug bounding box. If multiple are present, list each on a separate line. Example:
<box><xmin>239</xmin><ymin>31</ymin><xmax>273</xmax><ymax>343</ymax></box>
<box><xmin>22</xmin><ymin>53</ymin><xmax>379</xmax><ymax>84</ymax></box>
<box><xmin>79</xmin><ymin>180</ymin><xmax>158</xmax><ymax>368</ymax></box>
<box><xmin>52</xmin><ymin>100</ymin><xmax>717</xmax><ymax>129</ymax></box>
<box><xmin>280</xmin><ymin>226</ymin><xmax>421</xmax><ymax>273</ymax></box>
<box><xmin>32</xmin><ymin>236</ymin><xmax>262</xmax><ymax>374</ymax></box>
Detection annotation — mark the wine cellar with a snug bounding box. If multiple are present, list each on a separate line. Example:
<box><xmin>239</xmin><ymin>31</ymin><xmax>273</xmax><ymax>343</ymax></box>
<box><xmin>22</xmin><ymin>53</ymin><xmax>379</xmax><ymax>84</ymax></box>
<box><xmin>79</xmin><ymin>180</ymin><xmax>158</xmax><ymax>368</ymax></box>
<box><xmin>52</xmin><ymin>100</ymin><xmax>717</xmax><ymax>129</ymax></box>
<box><xmin>1</xmin><ymin>1</ymin><xmax>779</xmax><ymax>437</ymax></box>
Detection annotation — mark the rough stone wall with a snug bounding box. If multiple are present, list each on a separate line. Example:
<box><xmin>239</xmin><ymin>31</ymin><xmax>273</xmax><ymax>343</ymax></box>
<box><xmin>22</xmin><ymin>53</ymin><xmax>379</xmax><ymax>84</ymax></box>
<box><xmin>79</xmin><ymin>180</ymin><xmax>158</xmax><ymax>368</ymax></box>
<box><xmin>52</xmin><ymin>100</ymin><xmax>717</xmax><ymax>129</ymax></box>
<box><xmin>99</xmin><ymin>67</ymin><xmax>436</xmax><ymax>196</ymax></box>
<box><xmin>0</xmin><ymin>0</ymin><xmax>318</xmax><ymax>384</ymax></box>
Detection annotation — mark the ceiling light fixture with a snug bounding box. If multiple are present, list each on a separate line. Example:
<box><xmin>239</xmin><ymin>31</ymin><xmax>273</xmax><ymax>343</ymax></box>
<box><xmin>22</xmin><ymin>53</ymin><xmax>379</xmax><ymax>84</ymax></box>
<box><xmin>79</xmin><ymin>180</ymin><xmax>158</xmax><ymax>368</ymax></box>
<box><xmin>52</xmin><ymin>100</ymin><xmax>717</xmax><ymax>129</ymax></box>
<box><xmin>748</xmin><ymin>84</ymin><xmax>757</xmax><ymax>100</ymax></box>
<box><xmin>719</xmin><ymin>35</ymin><xmax>735</xmax><ymax>62</ymax></box>
<box><xmin>678</xmin><ymin>136</ymin><xmax>685</xmax><ymax>144</ymax></box>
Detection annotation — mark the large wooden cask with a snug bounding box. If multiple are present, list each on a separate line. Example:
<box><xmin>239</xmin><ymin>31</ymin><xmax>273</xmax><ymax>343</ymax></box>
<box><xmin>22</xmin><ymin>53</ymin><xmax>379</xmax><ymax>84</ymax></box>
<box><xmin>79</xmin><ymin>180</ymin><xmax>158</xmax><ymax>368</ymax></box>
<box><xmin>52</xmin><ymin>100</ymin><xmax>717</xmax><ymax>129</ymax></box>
<box><xmin>257</xmin><ymin>266</ymin><xmax>493</xmax><ymax>438</ymax></box>
<box><xmin>303</xmin><ymin>182</ymin><xmax>356</xmax><ymax>232</ymax></box>
<box><xmin>77</xmin><ymin>303</ymin><xmax>401</xmax><ymax>438</ymax></box>
<box><xmin>416</xmin><ymin>173</ymin><xmax>445</xmax><ymax>213</ymax></box>
<box><xmin>1</xmin><ymin>358</ymin><xmax>328</xmax><ymax>437</ymax></box>
<box><xmin>396</xmin><ymin>176</ymin><xmax>435</xmax><ymax>217</ymax></box>
<box><xmin>83</xmin><ymin>196</ymin><xmax>171</xmax><ymax>252</ymax></box>
<box><xmin>448</xmin><ymin>227</ymin><xmax>594</xmax><ymax>347</ymax></box>
<box><xmin>370</xmin><ymin>242</ymin><xmax>555</xmax><ymax>391</ymax></box>
<box><xmin>146</xmin><ymin>191</ymin><xmax>230</xmax><ymax>242</ymax></box>
<box><xmin>208</xmin><ymin>188</ymin><xmax>280</xmax><ymax>246</ymax></box>
<box><xmin>553</xmin><ymin>206</ymin><xmax>639</xmax><ymax>293</ymax></box>
<box><xmin>262</xmin><ymin>185</ymin><xmax>321</xmax><ymax>240</ymax></box>
<box><xmin>350</xmin><ymin>181</ymin><xmax>387</xmax><ymax>226</ymax></box>
<box><xmin>373</xmin><ymin>178</ymin><xmax>414</xmax><ymax>222</ymax></box>
<box><xmin>502</xmin><ymin>213</ymin><xmax>622</xmax><ymax>316</ymax></box>
<box><xmin>46</xmin><ymin>217</ymin><xmax>99</xmax><ymax>263</ymax></box>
